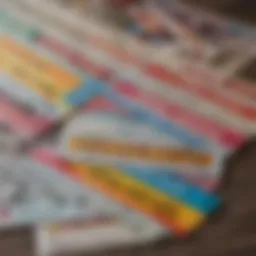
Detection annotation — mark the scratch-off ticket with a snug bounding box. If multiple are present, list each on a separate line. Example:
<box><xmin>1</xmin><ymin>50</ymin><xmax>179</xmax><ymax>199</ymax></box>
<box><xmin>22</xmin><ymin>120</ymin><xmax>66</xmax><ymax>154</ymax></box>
<box><xmin>63</xmin><ymin>93</ymin><xmax>225</xmax><ymax>182</ymax></box>
<box><xmin>6</xmin><ymin>4</ymin><xmax>255</xmax><ymax>135</ymax></box>
<box><xmin>66</xmin><ymin>84</ymin><xmax>224</xmax><ymax>178</ymax></box>
<box><xmin>111</xmin><ymin>82</ymin><xmax>246</xmax><ymax>150</ymax></box>
<box><xmin>0</xmin><ymin>34</ymin><xmax>98</xmax><ymax>140</ymax></box>
<box><xmin>35</xmin><ymin>214</ymin><xmax>166</xmax><ymax>256</ymax></box>
<box><xmin>0</xmin><ymin>155</ymin><xmax>100</xmax><ymax>227</ymax></box>
<box><xmin>67</xmin><ymin>84</ymin><xmax>210</xmax><ymax>151</ymax></box>
<box><xmin>58</xmin><ymin>96</ymin><xmax>219</xmax><ymax>190</ymax></box>
<box><xmin>23</xmin><ymin>148</ymin><xmax>169</xmax><ymax>243</ymax></box>
<box><xmin>34</xmin><ymin>148</ymin><xmax>221</xmax><ymax>236</ymax></box>
<box><xmin>8</xmin><ymin>0</ymin><xmax>256</xmax><ymax>128</ymax></box>
<box><xmin>59</xmin><ymin>108</ymin><xmax>213</xmax><ymax>169</ymax></box>
<box><xmin>23</xmin><ymin>3</ymin><xmax>256</xmax><ymax>133</ymax></box>
<box><xmin>70</xmin><ymin>164</ymin><xmax>221</xmax><ymax>235</ymax></box>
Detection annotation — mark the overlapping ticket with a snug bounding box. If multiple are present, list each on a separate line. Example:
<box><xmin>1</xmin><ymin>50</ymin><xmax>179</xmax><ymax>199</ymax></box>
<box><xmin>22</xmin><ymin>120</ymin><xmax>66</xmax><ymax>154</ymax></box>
<box><xmin>32</xmin><ymin>147</ymin><xmax>170</xmax><ymax>256</ymax></box>
<box><xmin>32</xmin><ymin>144</ymin><xmax>221</xmax><ymax>255</ymax></box>
<box><xmin>64</xmin><ymin>81</ymin><xmax>232</xmax><ymax>183</ymax></box>
<box><xmin>0</xmin><ymin>3</ymin><xmax>251</xmax><ymax>256</ymax></box>
<box><xmin>59</xmin><ymin>111</ymin><xmax>213</xmax><ymax>169</ymax></box>
<box><xmin>0</xmin><ymin>155</ymin><xmax>95</xmax><ymax>227</ymax></box>
<box><xmin>0</xmin><ymin>3</ymin><xmax>244</xmax><ymax>256</ymax></box>
<box><xmin>36</xmin><ymin>216</ymin><xmax>161</xmax><ymax>256</ymax></box>
<box><xmin>0</xmin><ymin>11</ymin><xmax>99</xmax><ymax>144</ymax></box>
<box><xmin>33</xmin><ymin>147</ymin><xmax>221</xmax><ymax>235</ymax></box>
<box><xmin>4</xmin><ymin>2</ymin><xmax>256</xmax><ymax>136</ymax></box>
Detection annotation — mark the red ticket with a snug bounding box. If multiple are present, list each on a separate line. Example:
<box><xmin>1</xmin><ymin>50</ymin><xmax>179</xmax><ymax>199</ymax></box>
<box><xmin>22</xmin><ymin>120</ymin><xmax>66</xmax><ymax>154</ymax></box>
<box><xmin>112</xmin><ymin>82</ymin><xmax>246</xmax><ymax>150</ymax></box>
<box><xmin>39</xmin><ymin>33</ymin><xmax>256</xmax><ymax>125</ymax></box>
<box><xmin>145</xmin><ymin>65</ymin><xmax>256</xmax><ymax>121</ymax></box>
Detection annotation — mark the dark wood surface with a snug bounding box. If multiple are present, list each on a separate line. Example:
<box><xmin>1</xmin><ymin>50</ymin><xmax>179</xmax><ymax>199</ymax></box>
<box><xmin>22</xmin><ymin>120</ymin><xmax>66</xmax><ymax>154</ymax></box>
<box><xmin>1</xmin><ymin>141</ymin><xmax>256</xmax><ymax>256</ymax></box>
<box><xmin>183</xmin><ymin>0</ymin><xmax>256</xmax><ymax>24</ymax></box>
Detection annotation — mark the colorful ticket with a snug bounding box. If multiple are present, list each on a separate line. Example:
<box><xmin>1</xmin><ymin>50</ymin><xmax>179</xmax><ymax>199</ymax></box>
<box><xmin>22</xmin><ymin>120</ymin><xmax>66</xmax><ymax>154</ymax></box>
<box><xmin>0</xmin><ymin>25</ymin><xmax>99</xmax><ymax>140</ymax></box>
<box><xmin>58</xmin><ymin>96</ymin><xmax>219</xmax><ymax>190</ymax></box>
<box><xmin>181</xmin><ymin>60</ymin><xmax>256</xmax><ymax>108</ymax></box>
<box><xmin>37</xmin><ymin>26</ymin><xmax>256</xmax><ymax>133</ymax></box>
<box><xmin>59</xmin><ymin>108</ymin><xmax>213</xmax><ymax>169</ymax></box>
<box><xmin>5</xmin><ymin>2</ymin><xmax>256</xmax><ymax>135</ymax></box>
<box><xmin>66</xmin><ymin>83</ymin><xmax>226</xmax><ymax>177</ymax></box>
<box><xmin>34</xmin><ymin>25</ymin><xmax>247</xmax><ymax>150</ymax></box>
<box><xmin>69</xmin><ymin>84</ymin><xmax>210</xmax><ymax>150</ymax></box>
<box><xmin>144</xmin><ymin>65</ymin><xmax>256</xmax><ymax>131</ymax></box>
<box><xmin>111</xmin><ymin>82</ymin><xmax>246</xmax><ymax>150</ymax></box>
<box><xmin>0</xmin><ymin>155</ymin><xmax>99</xmax><ymax>227</ymax></box>
<box><xmin>69</xmin><ymin>162</ymin><xmax>221</xmax><ymax>234</ymax></box>
<box><xmin>33</xmin><ymin>147</ymin><xmax>221</xmax><ymax>236</ymax></box>
<box><xmin>35</xmin><ymin>215</ymin><xmax>164</xmax><ymax>256</ymax></box>
<box><xmin>4</xmin><ymin>4</ymin><xmax>240</xmax><ymax>180</ymax></box>
<box><xmin>20</xmin><ymin>148</ymin><xmax>169</xmax><ymax>242</ymax></box>
<box><xmin>58</xmin><ymin>96</ymin><xmax>221</xmax><ymax>181</ymax></box>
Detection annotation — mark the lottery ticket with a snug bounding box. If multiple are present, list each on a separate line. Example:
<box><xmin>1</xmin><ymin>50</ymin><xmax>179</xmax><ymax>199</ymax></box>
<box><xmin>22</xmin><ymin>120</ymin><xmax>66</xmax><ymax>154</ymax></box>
<box><xmin>16</xmin><ymin>11</ymin><xmax>249</xmax><ymax>143</ymax></box>
<box><xmin>35</xmin><ymin>216</ymin><xmax>163</xmax><ymax>256</ymax></box>
<box><xmin>111</xmin><ymin>82</ymin><xmax>246</xmax><ymax>150</ymax></box>
<box><xmin>29</xmin><ymin>147</ymin><xmax>169</xmax><ymax>242</ymax></box>
<box><xmin>8</xmin><ymin>0</ymin><xmax>210</xmax><ymax>73</ymax></box>
<box><xmin>0</xmin><ymin>9</ymin><xmax>222</xmax><ymax>180</ymax></box>
<box><xmin>142</xmin><ymin>65</ymin><xmax>256</xmax><ymax>134</ymax></box>
<box><xmin>0</xmin><ymin>154</ymin><xmax>102</xmax><ymax>227</ymax></box>
<box><xmin>58</xmin><ymin>96</ymin><xmax>218</xmax><ymax>191</ymax></box>
<box><xmin>0</xmin><ymin>13</ymin><xmax>102</xmax><ymax>141</ymax></box>
<box><xmin>59</xmin><ymin>111</ymin><xmax>213</xmax><ymax>169</ymax></box>
<box><xmin>6</xmin><ymin>2</ymin><xmax>255</xmax><ymax>137</ymax></box>
<box><xmin>7</xmin><ymin>0</ymin><xmax>151</xmax><ymax>62</ymax></box>
<box><xmin>68</xmin><ymin>82</ymin><xmax>241</xmax><ymax>180</ymax></box>
<box><xmin>32</xmin><ymin>15</ymin><xmax>256</xmax><ymax>131</ymax></box>
<box><xmin>33</xmin><ymin>147</ymin><xmax>221</xmax><ymax>236</ymax></box>
<box><xmin>41</xmin><ymin>32</ymin><xmax>255</xmax><ymax>135</ymax></box>
<box><xmin>58</xmin><ymin>95</ymin><xmax>220</xmax><ymax>185</ymax></box>
<box><xmin>6</xmin><ymin>1</ymin><xmax>256</xmax><ymax>135</ymax></box>
<box><xmin>5</xmin><ymin>1</ymin><xmax>192</xmax><ymax>71</ymax></box>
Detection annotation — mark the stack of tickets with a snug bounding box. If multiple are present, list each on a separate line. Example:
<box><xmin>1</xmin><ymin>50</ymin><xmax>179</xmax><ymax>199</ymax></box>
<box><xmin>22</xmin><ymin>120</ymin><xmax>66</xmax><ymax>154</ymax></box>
<box><xmin>0</xmin><ymin>0</ymin><xmax>255</xmax><ymax>255</ymax></box>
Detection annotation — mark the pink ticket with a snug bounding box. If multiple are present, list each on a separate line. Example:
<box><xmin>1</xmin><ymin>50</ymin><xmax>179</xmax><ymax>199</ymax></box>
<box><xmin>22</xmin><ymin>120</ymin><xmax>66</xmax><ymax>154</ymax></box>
<box><xmin>145</xmin><ymin>65</ymin><xmax>256</xmax><ymax>121</ymax></box>
<box><xmin>112</xmin><ymin>82</ymin><xmax>246</xmax><ymax>150</ymax></box>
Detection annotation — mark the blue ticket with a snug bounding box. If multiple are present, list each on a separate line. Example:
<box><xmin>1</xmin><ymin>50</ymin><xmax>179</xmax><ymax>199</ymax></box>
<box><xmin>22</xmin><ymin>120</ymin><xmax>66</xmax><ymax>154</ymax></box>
<box><xmin>119</xmin><ymin>164</ymin><xmax>221</xmax><ymax>215</ymax></box>
<box><xmin>66</xmin><ymin>78</ymin><xmax>214</xmax><ymax>152</ymax></box>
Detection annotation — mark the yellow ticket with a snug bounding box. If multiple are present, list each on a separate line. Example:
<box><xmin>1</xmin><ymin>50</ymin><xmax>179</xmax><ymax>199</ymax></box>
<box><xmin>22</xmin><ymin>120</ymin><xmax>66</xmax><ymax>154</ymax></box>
<box><xmin>69</xmin><ymin>137</ymin><xmax>213</xmax><ymax>167</ymax></box>
<box><xmin>68</xmin><ymin>163</ymin><xmax>205</xmax><ymax>236</ymax></box>
<box><xmin>0</xmin><ymin>37</ymin><xmax>81</xmax><ymax>104</ymax></box>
